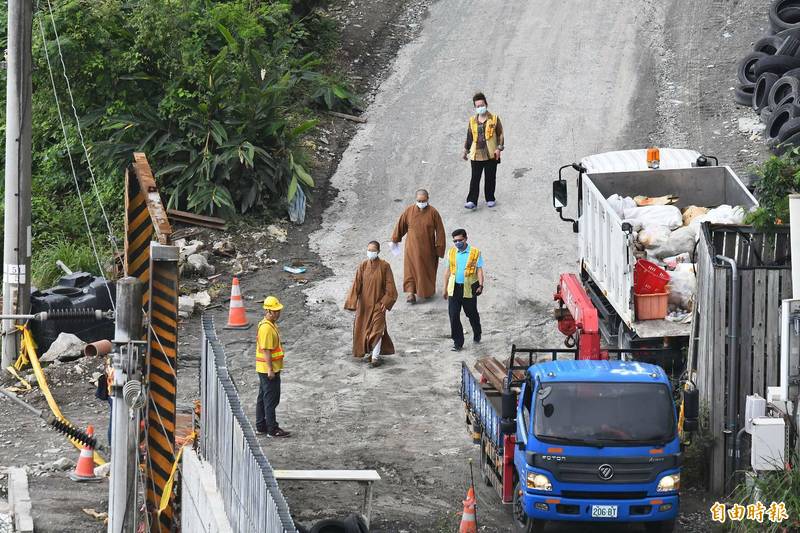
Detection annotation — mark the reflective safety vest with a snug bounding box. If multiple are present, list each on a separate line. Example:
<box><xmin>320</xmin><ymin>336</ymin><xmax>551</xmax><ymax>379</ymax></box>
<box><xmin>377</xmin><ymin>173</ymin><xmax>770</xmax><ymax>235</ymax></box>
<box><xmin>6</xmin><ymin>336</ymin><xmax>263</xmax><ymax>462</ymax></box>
<box><xmin>447</xmin><ymin>246</ymin><xmax>481</xmax><ymax>298</ymax></box>
<box><xmin>468</xmin><ymin>113</ymin><xmax>499</xmax><ymax>160</ymax></box>
<box><xmin>256</xmin><ymin>319</ymin><xmax>285</xmax><ymax>373</ymax></box>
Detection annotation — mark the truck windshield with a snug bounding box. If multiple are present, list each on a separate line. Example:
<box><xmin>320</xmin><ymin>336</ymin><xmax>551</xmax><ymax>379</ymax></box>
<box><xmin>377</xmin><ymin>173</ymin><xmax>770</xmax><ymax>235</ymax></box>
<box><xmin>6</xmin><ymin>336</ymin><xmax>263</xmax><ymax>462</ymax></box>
<box><xmin>534</xmin><ymin>381</ymin><xmax>675</xmax><ymax>446</ymax></box>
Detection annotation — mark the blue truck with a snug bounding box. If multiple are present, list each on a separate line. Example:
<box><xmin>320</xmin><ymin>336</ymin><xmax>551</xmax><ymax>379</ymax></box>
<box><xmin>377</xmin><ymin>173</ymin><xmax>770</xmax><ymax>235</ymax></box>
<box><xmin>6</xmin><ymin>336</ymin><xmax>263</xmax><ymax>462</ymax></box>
<box><xmin>461</xmin><ymin>346</ymin><xmax>698</xmax><ymax>533</ymax></box>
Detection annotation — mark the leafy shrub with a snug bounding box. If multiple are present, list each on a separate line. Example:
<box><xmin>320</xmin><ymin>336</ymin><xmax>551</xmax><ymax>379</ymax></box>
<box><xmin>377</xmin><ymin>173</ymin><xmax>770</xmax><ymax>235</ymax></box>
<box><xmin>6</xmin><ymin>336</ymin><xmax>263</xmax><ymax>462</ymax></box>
<box><xmin>729</xmin><ymin>452</ymin><xmax>800</xmax><ymax>532</ymax></box>
<box><xmin>745</xmin><ymin>147</ymin><xmax>800</xmax><ymax>228</ymax></box>
<box><xmin>0</xmin><ymin>0</ymin><xmax>353</xmax><ymax>283</ymax></box>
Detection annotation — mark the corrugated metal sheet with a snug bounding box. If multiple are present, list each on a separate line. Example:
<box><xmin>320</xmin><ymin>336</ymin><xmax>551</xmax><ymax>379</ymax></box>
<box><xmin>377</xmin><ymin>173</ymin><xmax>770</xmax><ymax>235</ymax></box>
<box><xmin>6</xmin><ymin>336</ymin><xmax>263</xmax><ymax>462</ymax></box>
<box><xmin>580</xmin><ymin>149</ymin><xmax>701</xmax><ymax>174</ymax></box>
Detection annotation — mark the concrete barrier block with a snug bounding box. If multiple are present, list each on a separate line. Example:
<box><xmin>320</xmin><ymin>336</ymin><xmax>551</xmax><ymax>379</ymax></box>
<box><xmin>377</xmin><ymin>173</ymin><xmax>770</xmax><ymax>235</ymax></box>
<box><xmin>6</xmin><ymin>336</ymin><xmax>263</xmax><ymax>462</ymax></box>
<box><xmin>7</xmin><ymin>468</ymin><xmax>33</xmax><ymax>533</ymax></box>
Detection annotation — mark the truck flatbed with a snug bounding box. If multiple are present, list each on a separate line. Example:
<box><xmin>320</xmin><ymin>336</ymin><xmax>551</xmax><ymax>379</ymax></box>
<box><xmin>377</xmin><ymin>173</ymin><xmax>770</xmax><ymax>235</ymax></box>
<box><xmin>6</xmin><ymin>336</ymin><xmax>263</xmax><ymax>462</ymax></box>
<box><xmin>629</xmin><ymin>318</ymin><xmax>690</xmax><ymax>340</ymax></box>
<box><xmin>576</xmin><ymin>149</ymin><xmax>757</xmax><ymax>342</ymax></box>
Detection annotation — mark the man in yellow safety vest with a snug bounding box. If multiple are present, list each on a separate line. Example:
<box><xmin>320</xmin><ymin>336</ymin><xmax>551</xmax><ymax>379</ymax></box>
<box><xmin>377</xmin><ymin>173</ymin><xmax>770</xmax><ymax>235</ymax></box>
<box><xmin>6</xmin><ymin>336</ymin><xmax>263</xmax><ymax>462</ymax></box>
<box><xmin>461</xmin><ymin>91</ymin><xmax>505</xmax><ymax>209</ymax></box>
<box><xmin>255</xmin><ymin>296</ymin><xmax>290</xmax><ymax>438</ymax></box>
<box><xmin>442</xmin><ymin>229</ymin><xmax>485</xmax><ymax>351</ymax></box>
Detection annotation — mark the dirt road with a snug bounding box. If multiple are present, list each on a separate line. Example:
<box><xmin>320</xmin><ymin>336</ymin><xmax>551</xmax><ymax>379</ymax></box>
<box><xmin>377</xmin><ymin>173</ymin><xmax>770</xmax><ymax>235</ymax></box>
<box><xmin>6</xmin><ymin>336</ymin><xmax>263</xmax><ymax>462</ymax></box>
<box><xmin>260</xmin><ymin>0</ymin><xmax>679</xmax><ymax>531</ymax></box>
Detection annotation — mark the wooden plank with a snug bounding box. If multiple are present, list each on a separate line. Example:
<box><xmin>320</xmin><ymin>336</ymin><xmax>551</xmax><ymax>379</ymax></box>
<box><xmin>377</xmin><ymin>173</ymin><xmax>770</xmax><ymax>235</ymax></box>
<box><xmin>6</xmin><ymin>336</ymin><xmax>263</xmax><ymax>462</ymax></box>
<box><xmin>738</xmin><ymin>270</ymin><xmax>754</xmax><ymax>426</ymax></box>
<box><xmin>723</xmin><ymin>231</ymin><xmax>737</xmax><ymax>262</ymax></box>
<box><xmin>697</xmin><ymin>249</ymin><xmax>713</xmax><ymax>409</ymax></box>
<box><xmin>326</xmin><ymin>110</ymin><xmax>368</xmax><ymax>123</ymax></box>
<box><xmin>752</xmin><ymin>270</ymin><xmax>768</xmax><ymax>398</ymax></box>
<box><xmin>763</xmin><ymin>233</ymin><xmax>777</xmax><ymax>265</ymax></box>
<box><xmin>166</xmin><ymin>208</ymin><xmax>227</xmax><ymax>229</ymax></box>
<box><xmin>687</xmin><ymin>265</ymin><xmax>702</xmax><ymax>374</ymax></box>
<box><xmin>703</xmin><ymin>252</ymin><xmax>715</xmax><ymax>408</ymax></box>
<box><xmin>766</xmin><ymin>271</ymin><xmax>781</xmax><ymax>388</ymax></box>
<box><xmin>133</xmin><ymin>152</ymin><xmax>173</xmax><ymax>243</ymax></box>
<box><xmin>712</xmin><ymin>231</ymin><xmax>725</xmax><ymax>258</ymax></box>
<box><xmin>273</xmin><ymin>470</ymin><xmax>381</xmax><ymax>482</ymax></box>
<box><xmin>781</xmin><ymin>269</ymin><xmax>793</xmax><ymax>301</ymax></box>
<box><xmin>752</xmin><ymin>233</ymin><xmax>765</xmax><ymax>267</ymax></box>
<box><xmin>736</xmin><ymin>232</ymin><xmax>750</xmax><ymax>267</ymax></box>
<box><xmin>775</xmin><ymin>233</ymin><xmax>790</xmax><ymax>266</ymax></box>
<box><xmin>711</xmin><ymin>268</ymin><xmax>728</xmax><ymax>493</ymax></box>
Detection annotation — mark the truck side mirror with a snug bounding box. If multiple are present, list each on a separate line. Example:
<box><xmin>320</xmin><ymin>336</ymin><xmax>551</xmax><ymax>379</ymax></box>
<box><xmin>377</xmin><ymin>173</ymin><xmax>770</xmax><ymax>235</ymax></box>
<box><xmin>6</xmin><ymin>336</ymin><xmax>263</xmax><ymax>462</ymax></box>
<box><xmin>553</xmin><ymin>180</ymin><xmax>568</xmax><ymax>209</ymax></box>
<box><xmin>683</xmin><ymin>388</ymin><xmax>699</xmax><ymax>419</ymax></box>
<box><xmin>682</xmin><ymin>388</ymin><xmax>699</xmax><ymax>432</ymax></box>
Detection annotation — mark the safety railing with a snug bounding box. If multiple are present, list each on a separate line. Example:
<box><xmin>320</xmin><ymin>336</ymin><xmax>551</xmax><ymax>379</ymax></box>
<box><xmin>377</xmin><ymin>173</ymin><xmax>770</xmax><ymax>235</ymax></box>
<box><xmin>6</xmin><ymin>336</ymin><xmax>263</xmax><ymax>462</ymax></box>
<box><xmin>199</xmin><ymin>314</ymin><xmax>297</xmax><ymax>533</ymax></box>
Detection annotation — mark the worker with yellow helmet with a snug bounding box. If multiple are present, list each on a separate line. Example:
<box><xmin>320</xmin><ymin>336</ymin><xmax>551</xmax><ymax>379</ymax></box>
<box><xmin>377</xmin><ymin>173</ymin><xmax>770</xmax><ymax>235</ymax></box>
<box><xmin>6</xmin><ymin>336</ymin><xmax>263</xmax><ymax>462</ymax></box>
<box><xmin>255</xmin><ymin>295</ymin><xmax>290</xmax><ymax>438</ymax></box>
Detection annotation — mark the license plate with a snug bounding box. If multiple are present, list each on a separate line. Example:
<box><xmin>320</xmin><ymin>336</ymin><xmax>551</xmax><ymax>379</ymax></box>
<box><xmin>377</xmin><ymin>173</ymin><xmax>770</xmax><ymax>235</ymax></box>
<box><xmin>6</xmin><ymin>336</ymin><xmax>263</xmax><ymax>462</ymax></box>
<box><xmin>591</xmin><ymin>505</ymin><xmax>618</xmax><ymax>518</ymax></box>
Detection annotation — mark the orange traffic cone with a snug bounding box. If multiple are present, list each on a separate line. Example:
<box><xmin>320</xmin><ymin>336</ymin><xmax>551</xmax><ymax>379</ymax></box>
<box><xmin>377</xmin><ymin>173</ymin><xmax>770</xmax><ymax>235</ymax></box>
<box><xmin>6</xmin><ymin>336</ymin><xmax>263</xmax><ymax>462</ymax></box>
<box><xmin>224</xmin><ymin>277</ymin><xmax>252</xmax><ymax>330</ymax></box>
<box><xmin>69</xmin><ymin>425</ymin><xmax>101</xmax><ymax>482</ymax></box>
<box><xmin>459</xmin><ymin>486</ymin><xmax>477</xmax><ymax>533</ymax></box>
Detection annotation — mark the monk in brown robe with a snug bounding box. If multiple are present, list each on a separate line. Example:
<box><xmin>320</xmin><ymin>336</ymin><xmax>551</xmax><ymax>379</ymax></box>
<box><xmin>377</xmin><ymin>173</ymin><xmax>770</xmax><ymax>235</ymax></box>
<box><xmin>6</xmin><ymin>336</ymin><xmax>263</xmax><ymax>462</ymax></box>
<box><xmin>344</xmin><ymin>241</ymin><xmax>398</xmax><ymax>366</ymax></box>
<box><xmin>390</xmin><ymin>189</ymin><xmax>446</xmax><ymax>303</ymax></box>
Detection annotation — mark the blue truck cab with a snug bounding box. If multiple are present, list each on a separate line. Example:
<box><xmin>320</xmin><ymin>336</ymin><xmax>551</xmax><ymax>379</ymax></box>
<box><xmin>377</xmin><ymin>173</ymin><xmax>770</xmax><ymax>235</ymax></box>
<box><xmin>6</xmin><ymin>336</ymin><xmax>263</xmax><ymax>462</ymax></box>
<box><xmin>462</xmin><ymin>351</ymin><xmax>693</xmax><ymax>533</ymax></box>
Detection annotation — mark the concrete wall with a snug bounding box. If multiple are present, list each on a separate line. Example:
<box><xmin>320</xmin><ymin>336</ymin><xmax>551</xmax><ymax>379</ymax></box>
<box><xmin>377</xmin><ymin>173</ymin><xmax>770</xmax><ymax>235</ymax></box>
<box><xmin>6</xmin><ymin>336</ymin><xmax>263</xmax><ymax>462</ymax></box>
<box><xmin>181</xmin><ymin>448</ymin><xmax>234</xmax><ymax>533</ymax></box>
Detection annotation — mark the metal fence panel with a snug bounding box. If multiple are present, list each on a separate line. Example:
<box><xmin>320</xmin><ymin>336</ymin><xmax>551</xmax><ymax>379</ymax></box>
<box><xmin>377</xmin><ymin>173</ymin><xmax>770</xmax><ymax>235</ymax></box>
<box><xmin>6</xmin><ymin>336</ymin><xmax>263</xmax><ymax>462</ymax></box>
<box><xmin>199</xmin><ymin>315</ymin><xmax>296</xmax><ymax>533</ymax></box>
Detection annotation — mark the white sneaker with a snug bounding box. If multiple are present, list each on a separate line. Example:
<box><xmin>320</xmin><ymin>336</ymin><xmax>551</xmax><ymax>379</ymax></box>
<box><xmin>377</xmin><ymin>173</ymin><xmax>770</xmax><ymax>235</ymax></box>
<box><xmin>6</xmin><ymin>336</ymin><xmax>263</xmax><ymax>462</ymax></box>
<box><xmin>464</xmin><ymin>202</ymin><xmax>476</xmax><ymax>209</ymax></box>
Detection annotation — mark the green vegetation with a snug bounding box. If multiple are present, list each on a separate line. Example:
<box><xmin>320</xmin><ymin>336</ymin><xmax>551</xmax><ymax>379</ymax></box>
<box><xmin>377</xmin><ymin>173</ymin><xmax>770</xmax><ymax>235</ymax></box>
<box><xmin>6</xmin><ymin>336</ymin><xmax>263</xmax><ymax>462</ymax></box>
<box><xmin>681</xmin><ymin>404</ymin><xmax>715</xmax><ymax>489</ymax></box>
<box><xmin>31</xmin><ymin>238</ymin><xmax>100</xmax><ymax>288</ymax></box>
<box><xmin>0</xmin><ymin>0</ymin><xmax>355</xmax><ymax>287</ymax></box>
<box><xmin>745</xmin><ymin>147</ymin><xmax>800</xmax><ymax>228</ymax></box>
<box><xmin>729</xmin><ymin>452</ymin><xmax>800</xmax><ymax>532</ymax></box>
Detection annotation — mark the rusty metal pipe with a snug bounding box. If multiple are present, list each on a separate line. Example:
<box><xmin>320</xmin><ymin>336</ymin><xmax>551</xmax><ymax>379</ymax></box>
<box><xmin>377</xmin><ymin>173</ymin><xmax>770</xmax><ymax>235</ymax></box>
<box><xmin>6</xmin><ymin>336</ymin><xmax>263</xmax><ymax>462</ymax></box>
<box><xmin>84</xmin><ymin>339</ymin><xmax>113</xmax><ymax>358</ymax></box>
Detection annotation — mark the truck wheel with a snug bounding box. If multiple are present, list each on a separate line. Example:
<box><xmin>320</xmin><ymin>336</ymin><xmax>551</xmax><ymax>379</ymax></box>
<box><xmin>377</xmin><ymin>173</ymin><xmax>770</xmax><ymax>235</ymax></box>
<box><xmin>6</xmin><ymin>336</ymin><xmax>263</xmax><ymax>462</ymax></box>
<box><xmin>645</xmin><ymin>519</ymin><xmax>676</xmax><ymax>533</ymax></box>
<box><xmin>511</xmin><ymin>482</ymin><xmax>545</xmax><ymax>533</ymax></box>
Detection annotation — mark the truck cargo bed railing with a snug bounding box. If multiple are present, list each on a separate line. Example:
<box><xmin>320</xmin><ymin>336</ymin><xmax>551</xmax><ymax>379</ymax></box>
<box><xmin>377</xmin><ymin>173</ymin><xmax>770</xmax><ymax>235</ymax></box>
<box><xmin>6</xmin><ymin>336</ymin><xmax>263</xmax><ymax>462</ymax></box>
<box><xmin>461</xmin><ymin>361</ymin><xmax>502</xmax><ymax>448</ymax></box>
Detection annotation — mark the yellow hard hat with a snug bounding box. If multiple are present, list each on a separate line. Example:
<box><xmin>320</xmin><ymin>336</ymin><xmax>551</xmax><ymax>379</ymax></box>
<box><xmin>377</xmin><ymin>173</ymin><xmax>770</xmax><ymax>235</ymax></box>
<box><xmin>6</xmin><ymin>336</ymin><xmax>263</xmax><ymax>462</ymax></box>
<box><xmin>262</xmin><ymin>296</ymin><xmax>284</xmax><ymax>311</ymax></box>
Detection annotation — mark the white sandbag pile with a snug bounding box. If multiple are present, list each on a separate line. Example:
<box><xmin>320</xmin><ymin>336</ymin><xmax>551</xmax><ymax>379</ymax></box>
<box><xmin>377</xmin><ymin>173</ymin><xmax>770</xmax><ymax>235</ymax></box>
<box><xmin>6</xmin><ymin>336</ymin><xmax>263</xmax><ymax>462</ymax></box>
<box><xmin>610</xmin><ymin>194</ymin><xmax>748</xmax><ymax>317</ymax></box>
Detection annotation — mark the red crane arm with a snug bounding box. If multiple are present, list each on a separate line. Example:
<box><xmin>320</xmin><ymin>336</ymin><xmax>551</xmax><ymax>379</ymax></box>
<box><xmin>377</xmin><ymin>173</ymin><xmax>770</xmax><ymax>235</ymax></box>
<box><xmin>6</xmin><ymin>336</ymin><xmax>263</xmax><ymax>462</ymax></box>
<box><xmin>553</xmin><ymin>273</ymin><xmax>605</xmax><ymax>360</ymax></box>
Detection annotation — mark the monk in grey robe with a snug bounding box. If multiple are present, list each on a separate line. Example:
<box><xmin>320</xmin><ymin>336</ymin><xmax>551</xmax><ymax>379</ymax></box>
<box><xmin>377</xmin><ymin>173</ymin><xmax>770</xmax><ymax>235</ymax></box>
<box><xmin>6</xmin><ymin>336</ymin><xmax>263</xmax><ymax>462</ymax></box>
<box><xmin>344</xmin><ymin>241</ymin><xmax>398</xmax><ymax>366</ymax></box>
<box><xmin>390</xmin><ymin>189</ymin><xmax>446</xmax><ymax>303</ymax></box>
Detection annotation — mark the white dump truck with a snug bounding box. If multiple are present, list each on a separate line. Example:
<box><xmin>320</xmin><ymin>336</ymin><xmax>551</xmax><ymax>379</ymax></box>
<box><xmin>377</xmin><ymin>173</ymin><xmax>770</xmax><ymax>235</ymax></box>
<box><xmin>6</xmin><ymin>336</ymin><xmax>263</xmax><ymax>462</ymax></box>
<box><xmin>551</xmin><ymin>149</ymin><xmax>757</xmax><ymax>363</ymax></box>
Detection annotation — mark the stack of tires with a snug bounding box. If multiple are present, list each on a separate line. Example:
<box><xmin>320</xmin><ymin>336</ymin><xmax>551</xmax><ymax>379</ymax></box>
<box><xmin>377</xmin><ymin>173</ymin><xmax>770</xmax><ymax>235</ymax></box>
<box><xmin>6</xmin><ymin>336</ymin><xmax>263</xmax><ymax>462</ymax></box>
<box><xmin>735</xmin><ymin>1</ymin><xmax>800</xmax><ymax>153</ymax></box>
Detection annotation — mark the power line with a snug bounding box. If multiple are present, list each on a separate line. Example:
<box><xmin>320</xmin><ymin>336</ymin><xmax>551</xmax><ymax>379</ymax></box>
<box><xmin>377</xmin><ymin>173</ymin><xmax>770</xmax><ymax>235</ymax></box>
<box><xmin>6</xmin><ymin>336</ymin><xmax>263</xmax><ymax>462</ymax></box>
<box><xmin>35</xmin><ymin>6</ymin><xmax>115</xmax><ymax>312</ymax></box>
<box><xmin>43</xmin><ymin>0</ymin><xmax>121</xmax><ymax>262</ymax></box>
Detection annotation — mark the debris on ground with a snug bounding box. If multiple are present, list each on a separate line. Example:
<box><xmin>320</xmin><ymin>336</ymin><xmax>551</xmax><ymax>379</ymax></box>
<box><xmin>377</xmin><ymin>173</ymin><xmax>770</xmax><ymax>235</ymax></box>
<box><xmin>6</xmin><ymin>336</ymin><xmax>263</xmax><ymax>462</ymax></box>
<box><xmin>184</xmin><ymin>254</ymin><xmax>215</xmax><ymax>278</ymax></box>
<box><xmin>81</xmin><ymin>508</ymin><xmax>109</xmax><ymax>523</ymax></box>
<box><xmin>267</xmin><ymin>224</ymin><xmax>288</xmax><ymax>243</ymax></box>
<box><xmin>212</xmin><ymin>240</ymin><xmax>236</xmax><ymax>256</ymax></box>
<box><xmin>178</xmin><ymin>290</ymin><xmax>212</xmax><ymax>318</ymax></box>
<box><xmin>40</xmin><ymin>333</ymin><xmax>85</xmax><ymax>364</ymax></box>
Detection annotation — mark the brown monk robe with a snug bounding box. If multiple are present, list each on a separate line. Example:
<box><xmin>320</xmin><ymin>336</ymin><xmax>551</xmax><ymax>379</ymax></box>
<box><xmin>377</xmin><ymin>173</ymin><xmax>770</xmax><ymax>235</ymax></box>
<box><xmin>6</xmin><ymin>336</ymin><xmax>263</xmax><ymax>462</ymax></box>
<box><xmin>344</xmin><ymin>254</ymin><xmax>398</xmax><ymax>359</ymax></box>
<box><xmin>390</xmin><ymin>190</ymin><xmax>446</xmax><ymax>301</ymax></box>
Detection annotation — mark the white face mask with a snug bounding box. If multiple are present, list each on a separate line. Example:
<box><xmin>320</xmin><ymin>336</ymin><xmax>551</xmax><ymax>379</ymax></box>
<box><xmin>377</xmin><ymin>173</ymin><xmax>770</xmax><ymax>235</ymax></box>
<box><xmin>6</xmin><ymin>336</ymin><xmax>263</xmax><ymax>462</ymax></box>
<box><xmin>416</xmin><ymin>201</ymin><xmax>428</xmax><ymax>209</ymax></box>
<box><xmin>367</xmin><ymin>251</ymin><xmax>379</xmax><ymax>260</ymax></box>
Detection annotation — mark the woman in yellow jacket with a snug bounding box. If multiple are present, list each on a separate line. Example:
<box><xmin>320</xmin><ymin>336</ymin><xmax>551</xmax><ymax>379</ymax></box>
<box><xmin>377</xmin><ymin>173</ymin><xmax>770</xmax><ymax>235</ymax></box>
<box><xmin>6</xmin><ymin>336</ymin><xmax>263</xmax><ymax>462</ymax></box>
<box><xmin>461</xmin><ymin>92</ymin><xmax>505</xmax><ymax>209</ymax></box>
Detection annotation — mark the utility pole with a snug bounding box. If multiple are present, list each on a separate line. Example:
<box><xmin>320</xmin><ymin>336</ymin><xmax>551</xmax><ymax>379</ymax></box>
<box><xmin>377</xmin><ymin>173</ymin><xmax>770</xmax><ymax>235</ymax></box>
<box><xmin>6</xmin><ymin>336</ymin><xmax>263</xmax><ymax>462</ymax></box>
<box><xmin>108</xmin><ymin>277</ymin><xmax>144</xmax><ymax>533</ymax></box>
<box><xmin>2</xmin><ymin>0</ymin><xmax>33</xmax><ymax>369</ymax></box>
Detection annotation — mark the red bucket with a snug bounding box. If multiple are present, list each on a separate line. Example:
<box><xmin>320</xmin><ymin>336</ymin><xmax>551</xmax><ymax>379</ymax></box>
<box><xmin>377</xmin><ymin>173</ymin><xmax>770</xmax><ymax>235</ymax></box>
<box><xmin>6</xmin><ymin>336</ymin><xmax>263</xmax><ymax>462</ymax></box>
<box><xmin>634</xmin><ymin>259</ymin><xmax>670</xmax><ymax>295</ymax></box>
